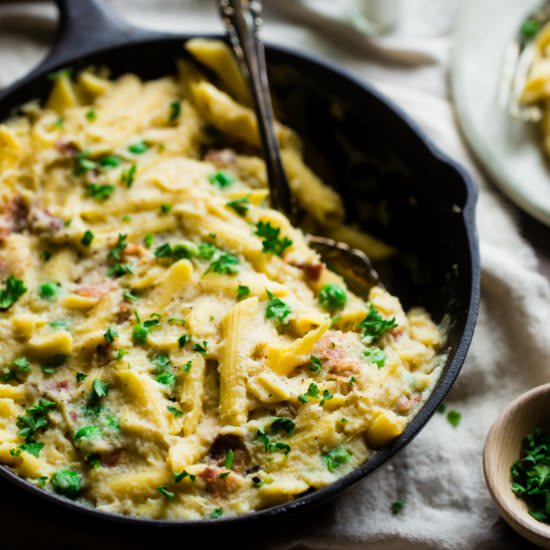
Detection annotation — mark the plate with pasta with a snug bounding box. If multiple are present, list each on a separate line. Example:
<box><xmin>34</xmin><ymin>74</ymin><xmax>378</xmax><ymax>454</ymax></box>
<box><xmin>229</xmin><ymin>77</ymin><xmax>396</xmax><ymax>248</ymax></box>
<box><xmin>452</xmin><ymin>0</ymin><xmax>550</xmax><ymax>226</ymax></box>
<box><xmin>0</xmin><ymin>0</ymin><xmax>479</xmax><ymax>525</ymax></box>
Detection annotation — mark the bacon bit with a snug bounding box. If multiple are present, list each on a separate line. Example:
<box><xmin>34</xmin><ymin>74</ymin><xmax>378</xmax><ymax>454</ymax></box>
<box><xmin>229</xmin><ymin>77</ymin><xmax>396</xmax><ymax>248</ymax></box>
<box><xmin>115</xmin><ymin>301</ymin><xmax>132</xmax><ymax>324</ymax></box>
<box><xmin>204</xmin><ymin>148</ymin><xmax>237</xmax><ymax>167</ymax></box>
<box><xmin>313</xmin><ymin>330</ymin><xmax>360</xmax><ymax>376</ymax></box>
<box><xmin>74</xmin><ymin>284</ymin><xmax>109</xmax><ymax>299</ymax></box>
<box><xmin>396</xmin><ymin>393</ymin><xmax>422</xmax><ymax>414</ymax></box>
<box><xmin>95</xmin><ymin>343</ymin><xmax>111</xmax><ymax>365</ymax></box>
<box><xmin>102</xmin><ymin>449</ymin><xmax>126</xmax><ymax>467</ymax></box>
<box><xmin>55</xmin><ymin>380</ymin><xmax>69</xmax><ymax>391</ymax></box>
<box><xmin>69</xmin><ymin>409</ymin><xmax>79</xmax><ymax>422</ymax></box>
<box><xmin>55</xmin><ymin>141</ymin><xmax>79</xmax><ymax>156</ymax></box>
<box><xmin>290</xmin><ymin>262</ymin><xmax>323</xmax><ymax>282</ymax></box>
<box><xmin>0</xmin><ymin>195</ymin><xmax>29</xmax><ymax>239</ymax></box>
<box><xmin>27</xmin><ymin>205</ymin><xmax>63</xmax><ymax>234</ymax></box>
<box><xmin>199</xmin><ymin>465</ymin><xmax>239</xmax><ymax>496</ymax></box>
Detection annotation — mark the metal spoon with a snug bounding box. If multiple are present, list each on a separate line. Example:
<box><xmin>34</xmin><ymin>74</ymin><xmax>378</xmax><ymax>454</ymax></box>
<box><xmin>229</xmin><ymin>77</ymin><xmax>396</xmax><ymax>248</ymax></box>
<box><xmin>218</xmin><ymin>0</ymin><xmax>380</xmax><ymax>290</ymax></box>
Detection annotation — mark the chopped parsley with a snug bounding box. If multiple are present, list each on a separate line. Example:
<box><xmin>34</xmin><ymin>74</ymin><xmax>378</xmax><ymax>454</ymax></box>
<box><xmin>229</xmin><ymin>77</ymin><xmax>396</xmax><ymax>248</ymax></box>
<box><xmin>192</xmin><ymin>341</ymin><xmax>208</xmax><ymax>354</ymax></box>
<box><xmin>159</xmin><ymin>203</ymin><xmax>172</xmax><ymax>214</ymax></box>
<box><xmin>40</xmin><ymin>354</ymin><xmax>67</xmax><ymax>375</ymax></box>
<box><xmin>358</xmin><ymin>304</ymin><xmax>398</xmax><ymax>343</ymax></box>
<box><xmin>41</xmin><ymin>250</ymin><xmax>52</xmax><ymax>262</ymax></box>
<box><xmin>74</xmin><ymin>425</ymin><xmax>100</xmax><ymax>441</ymax></box>
<box><xmin>92</xmin><ymin>379</ymin><xmax>110</xmax><ymax>399</ymax></box>
<box><xmin>128</xmin><ymin>140</ymin><xmax>149</xmax><ymax>154</ymax></box>
<box><xmin>254</xmin><ymin>221</ymin><xmax>292</xmax><ymax>256</ymax></box>
<box><xmin>99</xmin><ymin>155</ymin><xmax>122</xmax><ymax>168</ymax></box>
<box><xmin>14</xmin><ymin>357</ymin><xmax>30</xmax><ymax>374</ymax></box>
<box><xmin>363</xmin><ymin>347</ymin><xmax>386</xmax><ymax>368</ymax></box>
<box><xmin>521</xmin><ymin>18</ymin><xmax>541</xmax><ymax>40</ymax></box>
<box><xmin>121</xmin><ymin>163</ymin><xmax>137</xmax><ymax>187</ymax></box>
<box><xmin>86</xmin><ymin>453</ymin><xmax>101</xmax><ymax>469</ymax></box>
<box><xmin>256</xmin><ymin>429</ymin><xmax>291</xmax><ymax>455</ymax></box>
<box><xmin>511</xmin><ymin>428</ymin><xmax>550</xmax><ymax>522</ymax></box>
<box><xmin>318</xmin><ymin>284</ymin><xmax>347</xmax><ymax>312</ymax></box>
<box><xmin>309</xmin><ymin>354</ymin><xmax>322</xmax><ymax>373</ymax></box>
<box><xmin>197</xmin><ymin>242</ymin><xmax>218</xmax><ymax>260</ymax></box>
<box><xmin>205</xmin><ymin>252</ymin><xmax>239</xmax><ymax>275</ymax></box>
<box><xmin>76</xmin><ymin>372</ymin><xmax>88</xmax><ymax>383</ymax></box>
<box><xmin>169</xmin><ymin>100</ymin><xmax>182</xmax><ymax>121</ymax></box>
<box><xmin>52</xmin><ymin>469</ymin><xmax>82</xmax><ymax>499</ymax></box>
<box><xmin>437</xmin><ymin>403</ymin><xmax>447</xmax><ymax>414</ymax></box>
<box><xmin>168</xmin><ymin>317</ymin><xmax>186</xmax><ymax>325</ymax></box>
<box><xmin>49</xmin><ymin>319</ymin><xmax>70</xmax><ymax>330</ymax></box>
<box><xmin>446</xmin><ymin>409</ymin><xmax>461</xmax><ymax>428</ymax></box>
<box><xmin>103</xmin><ymin>325</ymin><xmax>118</xmax><ymax>344</ymax></box>
<box><xmin>115</xmin><ymin>349</ymin><xmax>128</xmax><ymax>360</ymax></box>
<box><xmin>265</xmin><ymin>290</ymin><xmax>292</xmax><ymax>325</ymax></box>
<box><xmin>108</xmin><ymin>233</ymin><xmax>128</xmax><ymax>261</ymax></box>
<box><xmin>348</xmin><ymin>377</ymin><xmax>356</xmax><ymax>388</ymax></box>
<box><xmin>74</xmin><ymin>150</ymin><xmax>97</xmax><ymax>176</ymax></box>
<box><xmin>154</xmin><ymin>241</ymin><xmax>199</xmax><ymax>261</ymax></box>
<box><xmin>320</xmin><ymin>389</ymin><xmax>334</xmax><ymax>405</ymax></box>
<box><xmin>152</xmin><ymin>353</ymin><xmax>176</xmax><ymax>387</ymax></box>
<box><xmin>157</xmin><ymin>485</ymin><xmax>175</xmax><ymax>500</ymax></box>
<box><xmin>52</xmin><ymin>117</ymin><xmax>63</xmax><ymax>130</ymax></box>
<box><xmin>237</xmin><ymin>285</ymin><xmax>250</xmax><ymax>300</ymax></box>
<box><xmin>86</xmin><ymin>183</ymin><xmax>115</xmax><ymax>200</ymax></box>
<box><xmin>323</xmin><ymin>446</ymin><xmax>351</xmax><ymax>473</ymax></box>
<box><xmin>269</xmin><ymin>417</ymin><xmax>295</xmax><ymax>436</ymax></box>
<box><xmin>106</xmin><ymin>263</ymin><xmax>134</xmax><ymax>278</ymax></box>
<box><xmin>181</xmin><ymin>360</ymin><xmax>192</xmax><ymax>372</ymax></box>
<box><xmin>173</xmin><ymin>470</ymin><xmax>195</xmax><ymax>483</ymax></box>
<box><xmin>298</xmin><ymin>383</ymin><xmax>320</xmax><ymax>404</ymax></box>
<box><xmin>85</xmin><ymin>108</ymin><xmax>97</xmax><ymax>121</ymax></box>
<box><xmin>20</xmin><ymin>442</ymin><xmax>44</xmax><ymax>458</ymax></box>
<box><xmin>38</xmin><ymin>281</ymin><xmax>58</xmax><ymax>300</ymax></box>
<box><xmin>391</xmin><ymin>499</ymin><xmax>406</xmax><ymax>514</ymax></box>
<box><xmin>81</xmin><ymin>229</ymin><xmax>94</xmax><ymax>247</ymax></box>
<box><xmin>210</xmin><ymin>507</ymin><xmax>223</xmax><ymax>519</ymax></box>
<box><xmin>123</xmin><ymin>289</ymin><xmax>138</xmax><ymax>302</ymax></box>
<box><xmin>16</xmin><ymin>398</ymin><xmax>56</xmax><ymax>443</ymax></box>
<box><xmin>167</xmin><ymin>405</ymin><xmax>183</xmax><ymax>417</ymax></box>
<box><xmin>0</xmin><ymin>275</ymin><xmax>27</xmax><ymax>310</ymax></box>
<box><xmin>143</xmin><ymin>234</ymin><xmax>154</xmax><ymax>248</ymax></box>
<box><xmin>208</xmin><ymin>171</ymin><xmax>234</xmax><ymax>189</ymax></box>
<box><xmin>178</xmin><ymin>334</ymin><xmax>191</xmax><ymax>348</ymax></box>
<box><xmin>226</xmin><ymin>196</ymin><xmax>250</xmax><ymax>216</ymax></box>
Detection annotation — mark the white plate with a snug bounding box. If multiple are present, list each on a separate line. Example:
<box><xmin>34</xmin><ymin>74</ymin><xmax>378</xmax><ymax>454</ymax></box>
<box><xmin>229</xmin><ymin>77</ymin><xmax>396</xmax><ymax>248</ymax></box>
<box><xmin>451</xmin><ymin>0</ymin><xmax>550</xmax><ymax>225</ymax></box>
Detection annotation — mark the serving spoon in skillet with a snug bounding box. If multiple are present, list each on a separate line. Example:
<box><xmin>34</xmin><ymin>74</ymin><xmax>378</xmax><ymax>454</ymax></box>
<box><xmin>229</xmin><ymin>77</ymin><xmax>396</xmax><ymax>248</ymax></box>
<box><xmin>218</xmin><ymin>0</ymin><xmax>381</xmax><ymax>292</ymax></box>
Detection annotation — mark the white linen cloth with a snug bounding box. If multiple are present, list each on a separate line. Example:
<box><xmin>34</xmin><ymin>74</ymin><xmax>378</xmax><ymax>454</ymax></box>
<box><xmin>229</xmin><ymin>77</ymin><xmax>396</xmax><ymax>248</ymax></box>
<box><xmin>0</xmin><ymin>1</ymin><xmax>547</xmax><ymax>548</ymax></box>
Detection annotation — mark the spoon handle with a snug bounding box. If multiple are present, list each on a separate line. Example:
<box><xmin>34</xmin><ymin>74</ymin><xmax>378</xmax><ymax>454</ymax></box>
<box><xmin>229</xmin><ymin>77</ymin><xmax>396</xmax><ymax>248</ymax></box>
<box><xmin>218</xmin><ymin>0</ymin><xmax>295</xmax><ymax>220</ymax></box>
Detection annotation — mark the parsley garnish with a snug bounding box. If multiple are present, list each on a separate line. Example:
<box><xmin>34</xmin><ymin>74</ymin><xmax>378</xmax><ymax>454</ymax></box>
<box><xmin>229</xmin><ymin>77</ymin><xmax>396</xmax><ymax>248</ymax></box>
<box><xmin>106</xmin><ymin>263</ymin><xmax>133</xmax><ymax>278</ymax></box>
<box><xmin>178</xmin><ymin>334</ymin><xmax>191</xmax><ymax>348</ymax></box>
<box><xmin>84</xmin><ymin>379</ymin><xmax>110</xmax><ymax>417</ymax></box>
<box><xmin>49</xmin><ymin>319</ymin><xmax>70</xmax><ymax>330</ymax></box>
<box><xmin>270</xmin><ymin>417</ymin><xmax>295</xmax><ymax>436</ymax></box>
<box><xmin>20</xmin><ymin>442</ymin><xmax>44</xmax><ymax>458</ymax></box>
<box><xmin>92</xmin><ymin>379</ymin><xmax>110</xmax><ymax>399</ymax></box>
<box><xmin>52</xmin><ymin>117</ymin><xmax>63</xmax><ymax>130</ymax></box>
<box><xmin>318</xmin><ymin>284</ymin><xmax>347</xmax><ymax>312</ymax></box>
<box><xmin>205</xmin><ymin>252</ymin><xmax>239</xmax><ymax>275</ymax></box>
<box><xmin>41</xmin><ymin>250</ymin><xmax>52</xmax><ymax>262</ymax></box>
<box><xmin>159</xmin><ymin>203</ymin><xmax>172</xmax><ymax>214</ymax></box>
<box><xmin>86</xmin><ymin>183</ymin><xmax>115</xmax><ymax>200</ymax></box>
<box><xmin>358</xmin><ymin>304</ymin><xmax>398</xmax><ymax>343</ymax></box>
<box><xmin>73</xmin><ymin>150</ymin><xmax>97</xmax><ymax>176</ymax></box>
<box><xmin>103</xmin><ymin>325</ymin><xmax>118</xmax><ymax>344</ymax></box>
<box><xmin>320</xmin><ymin>389</ymin><xmax>334</xmax><ymax>405</ymax></box>
<box><xmin>173</xmin><ymin>470</ymin><xmax>195</xmax><ymax>483</ymax></box>
<box><xmin>81</xmin><ymin>229</ymin><xmax>94</xmax><ymax>247</ymax></box>
<box><xmin>192</xmin><ymin>341</ymin><xmax>208</xmax><ymax>354</ymax></box>
<box><xmin>298</xmin><ymin>383</ymin><xmax>320</xmax><ymax>404</ymax></box>
<box><xmin>447</xmin><ymin>410</ymin><xmax>461</xmax><ymax>428</ymax></box>
<box><xmin>152</xmin><ymin>353</ymin><xmax>175</xmax><ymax>386</ymax></box>
<box><xmin>208</xmin><ymin>171</ymin><xmax>234</xmax><ymax>189</ymax></box>
<box><xmin>143</xmin><ymin>234</ymin><xmax>154</xmax><ymax>248</ymax></box>
<box><xmin>74</xmin><ymin>425</ymin><xmax>100</xmax><ymax>441</ymax></box>
<box><xmin>197</xmin><ymin>242</ymin><xmax>218</xmax><ymax>260</ymax></box>
<box><xmin>99</xmin><ymin>155</ymin><xmax>122</xmax><ymax>168</ymax></box>
<box><xmin>256</xmin><ymin>429</ymin><xmax>291</xmax><ymax>455</ymax></box>
<box><xmin>128</xmin><ymin>140</ymin><xmax>149</xmax><ymax>154</ymax></box>
<box><xmin>154</xmin><ymin>241</ymin><xmax>199</xmax><ymax>261</ymax></box>
<box><xmin>363</xmin><ymin>347</ymin><xmax>386</xmax><ymax>368</ymax></box>
<box><xmin>265</xmin><ymin>290</ymin><xmax>292</xmax><ymax>325</ymax></box>
<box><xmin>121</xmin><ymin>163</ymin><xmax>137</xmax><ymax>187</ymax></box>
<box><xmin>168</xmin><ymin>317</ymin><xmax>186</xmax><ymax>325</ymax></box>
<box><xmin>132</xmin><ymin>312</ymin><xmax>160</xmax><ymax>344</ymax></box>
<box><xmin>210</xmin><ymin>507</ymin><xmax>223</xmax><ymax>519</ymax></box>
<box><xmin>226</xmin><ymin>196</ymin><xmax>250</xmax><ymax>216</ymax></box>
<box><xmin>0</xmin><ymin>275</ymin><xmax>27</xmax><ymax>310</ymax></box>
<box><xmin>38</xmin><ymin>281</ymin><xmax>58</xmax><ymax>300</ymax></box>
<box><xmin>182</xmin><ymin>360</ymin><xmax>192</xmax><ymax>372</ymax></box>
<box><xmin>169</xmin><ymin>100</ymin><xmax>182</xmax><ymax>122</ymax></box>
<box><xmin>123</xmin><ymin>289</ymin><xmax>138</xmax><ymax>302</ymax></box>
<box><xmin>14</xmin><ymin>357</ymin><xmax>30</xmax><ymax>374</ymax></box>
<box><xmin>167</xmin><ymin>405</ymin><xmax>183</xmax><ymax>417</ymax></box>
<box><xmin>85</xmin><ymin>108</ymin><xmax>96</xmax><ymax>121</ymax></box>
<box><xmin>237</xmin><ymin>285</ymin><xmax>250</xmax><ymax>300</ymax></box>
<box><xmin>391</xmin><ymin>499</ymin><xmax>406</xmax><ymax>514</ymax></box>
<box><xmin>16</xmin><ymin>398</ymin><xmax>56</xmax><ymax>442</ymax></box>
<box><xmin>86</xmin><ymin>453</ymin><xmax>101</xmax><ymax>469</ymax></box>
<box><xmin>157</xmin><ymin>485</ymin><xmax>175</xmax><ymax>500</ymax></box>
<box><xmin>323</xmin><ymin>446</ymin><xmax>351</xmax><ymax>473</ymax></box>
<box><xmin>437</xmin><ymin>403</ymin><xmax>447</xmax><ymax>414</ymax></box>
<box><xmin>108</xmin><ymin>233</ymin><xmax>128</xmax><ymax>261</ymax></box>
<box><xmin>309</xmin><ymin>354</ymin><xmax>322</xmax><ymax>373</ymax></box>
<box><xmin>521</xmin><ymin>18</ymin><xmax>541</xmax><ymax>40</ymax></box>
<box><xmin>254</xmin><ymin>221</ymin><xmax>292</xmax><ymax>256</ymax></box>
<box><xmin>52</xmin><ymin>469</ymin><xmax>82</xmax><ymax>499</ymax></box>
<box><xmin>224</xmin><ymin>449</ymin><xmax>234</xmax><ymax>469</ymax></box>
<box><xmin>76</xmin><ymin>372</ymin><xmax>87</xmax><ymax>383</ymax></box>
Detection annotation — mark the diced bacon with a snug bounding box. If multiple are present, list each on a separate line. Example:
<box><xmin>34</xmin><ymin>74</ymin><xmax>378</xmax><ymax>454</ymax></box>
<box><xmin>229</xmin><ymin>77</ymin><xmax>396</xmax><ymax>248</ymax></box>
<box><xmin>204</xmin><ymin>148</ymin><xmax>237</xmax><ymax>167</ymax></box>
<box><xmin>55</xmin><ymin>140</ymin><xmax>79</xmax><ymax>156</ymax></box>
<box><xmin>69</xmin><ymin>409</ymin><xmax>79</xmax><ymax>422</ymax></box>
<box><xmin>0</xmin><ymin>195</ymin><xmax>29</xmax><ymax>238</ymax></box>
<box><xmin>122</xmin><ymin>244</ymin><xmax>145</xmax><ymax>258</ymax></box>
<box><xmin>115</xmin><ymin>301</ymin><xmax>132</xmax><ymax>324</ymax></box>
<box><xmin>55</xmin><ymin>380</ymin><xmax>69</xmax><ymax>391</ymax></box>
<box><xmin>74</xmin><ymin>284</ymin><xmax>110</xmax><ymax>299</ymax></box>
<box><xmin>199</xmin><ymin>465</ymin><xmax>239</xmax><ymax>496</ymax></box>
<box><xmin>27</xmin><ymin>205</ymin><xmax>63</xmax><ymax>234</ymax></box>
<box><xmin>102</xmin><ymin>449</ymin><xmax>126</xmax><ymax>467</ymax></box>
<box><xmin>312</xmin><ymin>330</ymin><xmax>360</xmax><ymax>376</ymax></box>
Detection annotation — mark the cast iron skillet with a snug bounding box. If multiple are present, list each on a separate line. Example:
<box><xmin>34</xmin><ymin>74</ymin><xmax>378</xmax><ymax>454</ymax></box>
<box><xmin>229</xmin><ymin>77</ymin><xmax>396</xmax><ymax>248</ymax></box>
<box><xmin>0</xmin><ymin>0</ymin><xmax>480</xmax><ymax>528</ymax></box>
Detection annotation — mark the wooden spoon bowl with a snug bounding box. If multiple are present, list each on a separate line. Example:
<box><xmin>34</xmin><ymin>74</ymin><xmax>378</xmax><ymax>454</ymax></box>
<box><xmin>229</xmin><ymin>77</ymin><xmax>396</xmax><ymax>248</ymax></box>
<box><xmin>484</xmin><ymin>383</ymin><xmax>550</xmax><ymax>549</ymax></box>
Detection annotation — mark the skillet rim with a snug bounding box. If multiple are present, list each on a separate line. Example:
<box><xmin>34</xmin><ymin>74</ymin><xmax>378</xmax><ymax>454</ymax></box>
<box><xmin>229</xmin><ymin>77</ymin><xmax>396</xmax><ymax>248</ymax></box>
<box><xmin>0</xmin><ymin>20</ymin><xmax>480</xmax><ymax>528</ymax></box>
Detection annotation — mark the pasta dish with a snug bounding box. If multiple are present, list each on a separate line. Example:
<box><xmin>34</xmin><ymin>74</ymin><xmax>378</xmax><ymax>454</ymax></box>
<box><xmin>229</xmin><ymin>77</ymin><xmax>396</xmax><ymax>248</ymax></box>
<box><xmin>0</xmin><ymin>39</ymin><xmax>443</xmax><ymax>519</ymax></box>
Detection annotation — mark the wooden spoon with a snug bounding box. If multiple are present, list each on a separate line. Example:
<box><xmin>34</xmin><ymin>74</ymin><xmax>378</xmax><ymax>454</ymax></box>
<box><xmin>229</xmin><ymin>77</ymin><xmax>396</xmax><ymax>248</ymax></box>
<box><xmin>484</xmin><ymin>383</ymin><xmax>550</xmax><ymax>549</ymax></box>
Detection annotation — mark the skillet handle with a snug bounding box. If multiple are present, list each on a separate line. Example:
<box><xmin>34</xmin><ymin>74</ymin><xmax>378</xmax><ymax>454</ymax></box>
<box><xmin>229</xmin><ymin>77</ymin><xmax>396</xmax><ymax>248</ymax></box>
<box><xmin>38</xmin><ymin>0</ymin><xmax>158</xmax><ymax>73</ymax></box>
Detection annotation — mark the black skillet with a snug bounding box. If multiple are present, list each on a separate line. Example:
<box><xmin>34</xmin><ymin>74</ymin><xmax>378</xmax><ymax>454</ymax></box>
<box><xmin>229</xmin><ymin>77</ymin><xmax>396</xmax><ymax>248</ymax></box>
<box><xmin>0</xmin><ymin>0</ymin><xmax>480</xmax><ymax>533</ymax></box>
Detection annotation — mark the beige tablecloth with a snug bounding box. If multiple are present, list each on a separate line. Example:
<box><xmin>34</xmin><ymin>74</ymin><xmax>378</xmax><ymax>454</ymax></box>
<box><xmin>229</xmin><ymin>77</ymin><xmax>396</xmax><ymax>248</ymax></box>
<box><xmin>0</xmin><ymin>1</ymin><xmax>547</xmax><ymax>548</ymax></box>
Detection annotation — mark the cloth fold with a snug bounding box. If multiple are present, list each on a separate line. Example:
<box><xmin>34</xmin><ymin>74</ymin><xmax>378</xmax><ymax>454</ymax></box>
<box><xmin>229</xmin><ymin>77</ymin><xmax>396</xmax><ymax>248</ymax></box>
<box><xmin>0</xmin><ymin>1</ymin><xmax>547</xmax><ymax>548</ymax></box>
